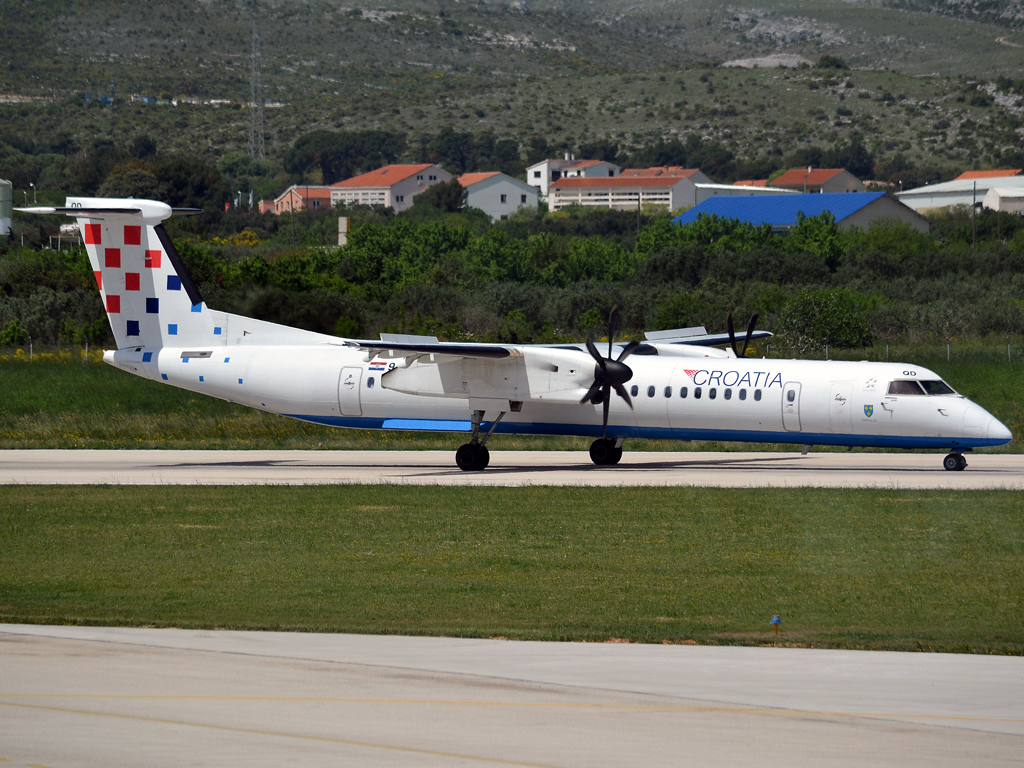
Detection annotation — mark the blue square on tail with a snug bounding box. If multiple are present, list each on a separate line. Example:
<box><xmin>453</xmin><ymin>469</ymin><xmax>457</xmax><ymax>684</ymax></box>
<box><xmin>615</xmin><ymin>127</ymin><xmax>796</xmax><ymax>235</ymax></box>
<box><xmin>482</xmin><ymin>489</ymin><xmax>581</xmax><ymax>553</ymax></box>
<box><xmin>146</xmin><ymin>298</ymin><xmax>159</xmax><ymax>313</ymax></box>
<box><xmin>161</xmin><ymin>373</ymin><xmax>168</xmax><ymax>381</ymax></box>
<box><xmin>214</xmin><ymin>327</ymin><xmax>222</xmax><ymax>335</ymax></box>
<box><xmin>126</xmin><ymin>320</ymin><xmax>140</xmax><ymax>336</ymax></box>
<box><xmin>168</xmin><ymin>324</ymin><xmax>178</xmax><ymax>335</ymax></box>
<box><xmin>191</xmin><ymin>303</ymin><xmax>202</xmax><ymax>313</ymax></box>
<box><xmin>142</xmin><ymin>352</ymin><xmax>153</xmax><ymax>362</ymax></box>
<box><xmin>167</xmin><ymin>275</ymin><xmax>181</xmax><ymax>291</ymax></box>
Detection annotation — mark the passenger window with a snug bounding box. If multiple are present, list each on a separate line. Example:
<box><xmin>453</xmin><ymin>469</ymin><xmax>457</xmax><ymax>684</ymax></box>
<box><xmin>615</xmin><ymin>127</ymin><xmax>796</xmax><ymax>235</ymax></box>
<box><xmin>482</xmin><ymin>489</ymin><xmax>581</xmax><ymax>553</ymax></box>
<box><xmin>694</xmin><ymin>387</ymin><xmax>702</xmax><ymax>399</ymax></box>
<box><xmin>786</xmin><ymin>389</ymin><xmax>795</xmax><ymax>403</ymax></box>
<box><xmin>724</xmin><ymin>388</ymin><xmax>732</xmax><ymax>400</ymax></box>
<box><xmin>664</xmin><ymin>386</ymin><xmax>672</xmax><ymax>398</ymax></box>
<box><xmin>647</xmin><ymin>386</ymin><xmax>655</xmax><ymax>398</ymax></box>
<box><xmin>739</xmin><ymin>389</ymin><xmax>747</xmax><ymax>400</ymax></box>
<box><xmin>888</xmin><ymin>380</ymin><xmax>925</xmax><ymax>395</ymax></box>
<box><xmin>754</xmin><ymin>389</ymin><xmax>762</xmax><ymax>401</ymax></box>
<box><xmin>680</xmin><ymin>386</ymin><xmax>688</xmax><ymax>398</ymax></box>
<box><xmin>367</xmin><ymin>376</ymin><xmax>375</xmax><ymax>389</ymax></box>
<box><xmin>630</xmin><ymin>385</ymin><xmax>638</xmax><ymax>397</ymax></box>
<box><xmin>709</xmin><ymin>388</ymin><xmax>717</xmax><ymax>400</ymax></box>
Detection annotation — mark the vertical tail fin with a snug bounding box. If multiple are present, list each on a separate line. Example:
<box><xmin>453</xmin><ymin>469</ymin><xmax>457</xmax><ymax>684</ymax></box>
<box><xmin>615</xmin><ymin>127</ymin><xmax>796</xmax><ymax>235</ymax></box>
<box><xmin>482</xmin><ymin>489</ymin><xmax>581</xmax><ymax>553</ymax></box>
<box><xmin>68</xmin><ymin>197</ymin><xmax>214</xmax><ymax>349</ymax></box>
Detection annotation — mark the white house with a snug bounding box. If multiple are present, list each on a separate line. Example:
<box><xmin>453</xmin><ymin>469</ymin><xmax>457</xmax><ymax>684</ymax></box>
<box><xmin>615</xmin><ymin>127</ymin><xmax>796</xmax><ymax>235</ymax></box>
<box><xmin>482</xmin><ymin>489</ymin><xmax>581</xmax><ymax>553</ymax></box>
<box><xmin>526</xmin><ymin>156</ymin><xmax>621</xmax><ymax>200</ymax></box>
<box><xmin>458</xmin><ymin>172</ymin><xmax>538</xmax><ymax>221</ymax></box>
<box><xmin>896</xmin><ymin>175</ymin><xmax>1024</xmax><ymax>212</ymax></box>
<box><xmin>330</xmin><ymin>164</ymin><xmax>452</xmax><ymax>212</ymax></box>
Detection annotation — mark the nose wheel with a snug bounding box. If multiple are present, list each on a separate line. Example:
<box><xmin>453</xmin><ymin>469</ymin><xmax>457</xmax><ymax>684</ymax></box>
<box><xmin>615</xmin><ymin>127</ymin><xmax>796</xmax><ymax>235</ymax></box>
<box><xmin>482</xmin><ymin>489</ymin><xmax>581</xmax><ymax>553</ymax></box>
<box><xmin>943</xmin><ymin>453</ymin><xmax>967</xmax><ymax>471</ymax></box>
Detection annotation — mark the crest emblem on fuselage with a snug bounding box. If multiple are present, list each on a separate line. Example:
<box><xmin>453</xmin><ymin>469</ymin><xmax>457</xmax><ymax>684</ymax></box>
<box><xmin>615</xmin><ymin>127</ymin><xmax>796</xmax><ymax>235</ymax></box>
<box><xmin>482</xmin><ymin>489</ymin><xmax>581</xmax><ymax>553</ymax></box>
<box><xmin>864</xmin><ymin>405</ymin><xmax>874</xmax><ymax>417</ymax></box>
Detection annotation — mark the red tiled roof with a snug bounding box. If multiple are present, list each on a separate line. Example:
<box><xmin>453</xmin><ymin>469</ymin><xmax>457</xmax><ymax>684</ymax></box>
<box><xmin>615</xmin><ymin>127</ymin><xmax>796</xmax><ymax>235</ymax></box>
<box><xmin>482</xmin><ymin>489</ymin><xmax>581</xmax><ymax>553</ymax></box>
<box><xmin>545</xmin><ymin>159</ymin><xmax>605</xmax><ymax>169</ymax></box>
<box><xmin>274</xmin><ymin>185</ymin><xmax>332</xmax><ymax>203</ymax></box>
<box><xmin>734</xmin><ymin>180</ymin><xmax>768</xmax><ymax>187</ymax></box>
<box><xmin>457</xmin><ymin>172</ymin><xmax>500</xmax><ymax>186</ymax></box>
<box><xmin>771</xmin><ymin>168</ymin><xmax>848</xmax><ymax>187</ymax></box>
<box><xmin>953</xmin><ymin>169</ymin><xmax>1022</xmax><ymax>180</ymax></box>
<box><xmin>619</xmin><ymin>167</ymin><xmax>702</xmax><ymax>178</ymax></box>
<box><xmin>552</xmin><ymin>177</ymin><xmax>692</xmax><ymax>189</ymax></box>
<box><xmin>332</xmin><ymin>164</ymin><xmax>435</xmax><ymax>188</ymax></box>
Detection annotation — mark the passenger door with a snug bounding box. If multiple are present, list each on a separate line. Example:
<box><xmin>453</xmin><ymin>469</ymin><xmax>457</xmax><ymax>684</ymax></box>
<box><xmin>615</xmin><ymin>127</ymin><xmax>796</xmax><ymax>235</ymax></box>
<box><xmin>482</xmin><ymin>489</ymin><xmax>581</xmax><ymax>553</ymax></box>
<box><xmin>829</xmin><ymin>381</ymin><xmax>854</xmax><ymax>434</ymax></box>
<box><xmin>338</xmin><ymin>366</ymin><xmax>362</xmax><ymax>416</ymax></box>
<box><xmin>782</xmin><ymin>381</ymin><xmax>802</xmax><ymax>432</ymax></box>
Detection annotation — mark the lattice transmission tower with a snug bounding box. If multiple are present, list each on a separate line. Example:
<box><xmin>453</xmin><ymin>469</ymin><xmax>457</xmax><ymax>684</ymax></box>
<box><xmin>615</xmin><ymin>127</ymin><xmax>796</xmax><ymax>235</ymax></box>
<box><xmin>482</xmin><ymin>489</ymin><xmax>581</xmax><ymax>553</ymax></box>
<box><xmin>248</xmin><ymin>19</ymin><xmax>265</xmax><ymax>159</ymax></box>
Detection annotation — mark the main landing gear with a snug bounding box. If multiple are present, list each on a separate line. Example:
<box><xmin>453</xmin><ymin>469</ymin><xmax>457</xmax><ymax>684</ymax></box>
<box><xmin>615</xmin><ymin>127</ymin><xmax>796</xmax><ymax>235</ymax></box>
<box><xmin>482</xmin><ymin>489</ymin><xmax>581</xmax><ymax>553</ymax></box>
<box><xmin>589</xmin><ymin>437</ymin><xmax>624</xmax><ymax>466</ymax></box>
<box><xmin>943</xmin><ymin>452</ymin><xmax>968</xmax><ymax>471</ymax></box>
<box><xmin>456</xmin><ymin>409</ymin><xmax>505</xmax><ymax>471</ymax></box>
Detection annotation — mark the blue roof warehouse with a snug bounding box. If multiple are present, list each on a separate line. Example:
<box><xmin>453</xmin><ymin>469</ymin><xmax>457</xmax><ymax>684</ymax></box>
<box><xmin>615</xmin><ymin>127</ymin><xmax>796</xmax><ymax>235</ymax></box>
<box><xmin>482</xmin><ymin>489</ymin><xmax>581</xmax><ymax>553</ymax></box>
<box><xmin>672</xmin><ymin>192</ymin><xmax>931</xmax><ymax>234</ymax></box>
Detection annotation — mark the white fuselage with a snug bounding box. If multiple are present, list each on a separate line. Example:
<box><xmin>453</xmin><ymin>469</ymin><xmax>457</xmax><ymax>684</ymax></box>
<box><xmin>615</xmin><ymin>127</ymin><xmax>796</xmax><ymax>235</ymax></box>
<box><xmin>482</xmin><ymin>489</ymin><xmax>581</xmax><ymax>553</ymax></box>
<box><xmin>106</xmin><ymin>344</ymin><xmax>1012</xmax><ymax>451</ymax></box>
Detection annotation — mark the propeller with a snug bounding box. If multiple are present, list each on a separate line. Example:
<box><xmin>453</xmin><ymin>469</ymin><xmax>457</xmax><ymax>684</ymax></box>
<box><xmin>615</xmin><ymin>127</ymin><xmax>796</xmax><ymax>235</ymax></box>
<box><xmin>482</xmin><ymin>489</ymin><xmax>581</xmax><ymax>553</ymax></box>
<box><xmin>580</xmin><ymin>306</ymin><xmax>639</xmax><ymax>439</ymax></box>
<box><xmin>726</xmin><ymin>310</ymin><xmax>761</xmax><ymax>358</ymax></box>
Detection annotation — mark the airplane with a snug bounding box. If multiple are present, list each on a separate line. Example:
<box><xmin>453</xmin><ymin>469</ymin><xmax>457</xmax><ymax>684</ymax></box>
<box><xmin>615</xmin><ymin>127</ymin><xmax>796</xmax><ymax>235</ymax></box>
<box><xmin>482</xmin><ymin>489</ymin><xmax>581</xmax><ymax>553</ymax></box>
<box><xmin>16</xmin><ymin>197</ymin><xmax>1013</xmax><ymax>472</ymax></box>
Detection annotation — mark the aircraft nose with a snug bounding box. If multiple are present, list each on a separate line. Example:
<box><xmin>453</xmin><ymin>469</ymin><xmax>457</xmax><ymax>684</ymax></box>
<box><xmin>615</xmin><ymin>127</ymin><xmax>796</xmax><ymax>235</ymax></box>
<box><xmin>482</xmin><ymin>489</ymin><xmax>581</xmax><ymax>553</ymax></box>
<box><xmin>988</xmin><ymin>417</ymin><xmax>1013</xmax><ymax>443</ymax></box>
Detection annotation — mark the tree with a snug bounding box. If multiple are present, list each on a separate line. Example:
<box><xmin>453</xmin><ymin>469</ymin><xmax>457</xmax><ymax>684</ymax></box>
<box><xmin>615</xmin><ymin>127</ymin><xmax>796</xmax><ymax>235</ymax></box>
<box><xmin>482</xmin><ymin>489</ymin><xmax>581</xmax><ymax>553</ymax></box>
<box><xmin>412</xmin><ymin>179</ymin><xmax>467</xmax><ymax>213</ymax></box>
<box><xmin>97</xmin><ymin>160</ymin><xmax>163</xmax><ymax>198</ymax></box>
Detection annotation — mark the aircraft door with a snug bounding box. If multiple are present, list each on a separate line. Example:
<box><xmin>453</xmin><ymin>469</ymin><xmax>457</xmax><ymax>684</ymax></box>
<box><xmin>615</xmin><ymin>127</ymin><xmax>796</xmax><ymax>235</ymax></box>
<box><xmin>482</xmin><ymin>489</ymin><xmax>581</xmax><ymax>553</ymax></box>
<box><xmin>829</xmin><ymin>381</ymin><xmax>853</xmax><ymax>433</ymax></box>
<box><xmin>338</xmin><ymin>366</ymin><xmax>362</xmax><ymax>416</ymax></box>
<box><xmin>782</xmin><ymin>381</ymin><xmax>802</xmax><ymax>432</ymax></box>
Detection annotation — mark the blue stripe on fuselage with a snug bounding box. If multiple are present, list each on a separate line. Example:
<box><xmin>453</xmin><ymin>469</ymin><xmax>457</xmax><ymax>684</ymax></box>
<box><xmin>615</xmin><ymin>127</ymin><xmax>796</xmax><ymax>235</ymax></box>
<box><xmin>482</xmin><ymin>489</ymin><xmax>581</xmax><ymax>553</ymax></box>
<box><xmin>283</xmin><ymin>415</ymin><xmax>1004</xmax><ymax>450</ymax></box>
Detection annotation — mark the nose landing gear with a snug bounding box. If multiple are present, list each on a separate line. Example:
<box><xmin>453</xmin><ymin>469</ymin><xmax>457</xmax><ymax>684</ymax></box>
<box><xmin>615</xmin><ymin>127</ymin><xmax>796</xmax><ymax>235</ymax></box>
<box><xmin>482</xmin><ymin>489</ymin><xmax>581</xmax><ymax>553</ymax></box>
<box><xmin>943</xmin><ymin>452</ymin><xmax>968</xmax><ymax>471</ymax></box>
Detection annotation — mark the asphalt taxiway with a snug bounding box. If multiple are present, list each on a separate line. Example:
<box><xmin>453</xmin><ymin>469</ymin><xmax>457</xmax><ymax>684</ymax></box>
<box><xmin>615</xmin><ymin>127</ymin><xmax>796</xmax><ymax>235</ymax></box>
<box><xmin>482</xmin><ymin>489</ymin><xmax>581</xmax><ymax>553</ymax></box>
<box><xmin>0</xmin><ymin>449</ymin><xmax>1021</xmax><ymax>488</ymax></box>
<box><xmin>1</xmin><ymin>625</ymin><xmax>1021</xmax><ymax>767</ymax></box>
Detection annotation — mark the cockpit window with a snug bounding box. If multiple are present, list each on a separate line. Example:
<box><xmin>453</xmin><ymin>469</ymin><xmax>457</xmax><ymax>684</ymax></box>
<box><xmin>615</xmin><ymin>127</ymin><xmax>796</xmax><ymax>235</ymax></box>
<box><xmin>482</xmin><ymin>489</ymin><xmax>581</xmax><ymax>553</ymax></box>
<box><xmin>888</xmin><ymin>380</ymin><xmax>925</xmax><ymax>395</ymax></box>
<box><xmin>920</xmin><ymin>380</ymin><xmax>956</xmax><ymax>395</ymax></box>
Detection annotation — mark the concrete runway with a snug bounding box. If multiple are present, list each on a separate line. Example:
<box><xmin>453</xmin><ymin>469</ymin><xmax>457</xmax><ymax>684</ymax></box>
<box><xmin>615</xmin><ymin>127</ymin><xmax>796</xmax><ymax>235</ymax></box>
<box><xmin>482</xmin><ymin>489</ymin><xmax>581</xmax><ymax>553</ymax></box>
<box><xmin>1</xmin><ymin>449</ymin><xmax>1022</xmax><ymax>488</ymax></box>
<box><xmin>1</xmin><ymin>625</ymin><xmax>1022</xmax><ymax>768</ymax></box>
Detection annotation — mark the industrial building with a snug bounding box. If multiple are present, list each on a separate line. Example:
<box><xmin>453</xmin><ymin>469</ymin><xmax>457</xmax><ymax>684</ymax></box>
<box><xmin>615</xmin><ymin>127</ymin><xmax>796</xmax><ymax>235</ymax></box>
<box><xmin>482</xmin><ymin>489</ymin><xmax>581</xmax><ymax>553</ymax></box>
<box><xmin>983</xmin><ymin>187</ymin><xmax>1024</xmax><ymax>214</ymax></box>
<box><xmin>896</xmin><ymin>174</ymin><xmax>1024</xmax><ymax>212</ymax></box>
<box><xmin>672</xmin><ymin>192</ymin><xmax>931</xmax><ymax>234</ymax></box>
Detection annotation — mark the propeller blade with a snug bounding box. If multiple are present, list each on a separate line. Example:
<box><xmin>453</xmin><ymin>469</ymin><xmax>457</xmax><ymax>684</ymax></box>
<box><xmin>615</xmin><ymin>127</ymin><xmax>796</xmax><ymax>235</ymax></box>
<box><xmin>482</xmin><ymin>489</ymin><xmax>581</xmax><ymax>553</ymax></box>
<box><xmin>726</xmin><ymin>311</ymin><xmax>739</xmax><ymax>358</ymax></box>
<box><xmin>617</xmin><ymin>339</ymin><xmax>641</xmax><ymax>362</ymax></box>
<box><xmin>580</xmin><ymin>381</ymin><xmax>602</xmax><ymax>405</ymax></box>
<box><xmin>607</xmin><ymin>305</ymin><xmax>618</xmax><ymax>360</ymax></box>
<box><xmin>585</xmin><ymin>336</ymin><xmax>606</xmax><ymax>368</ymax></box>
<box><xmin>602</xmin><ymin>389</ymin><xmax>611</xmax><ymax>439</ymax></box>
<box><xmin>612</xmin><ymin>382</ymin><xmax>634</xmax><ymax>410</ymax></box>
<box><xmin>740</xmin><ymin>312</ymin><xmax>760</xmax><ymax>358</ymax></box>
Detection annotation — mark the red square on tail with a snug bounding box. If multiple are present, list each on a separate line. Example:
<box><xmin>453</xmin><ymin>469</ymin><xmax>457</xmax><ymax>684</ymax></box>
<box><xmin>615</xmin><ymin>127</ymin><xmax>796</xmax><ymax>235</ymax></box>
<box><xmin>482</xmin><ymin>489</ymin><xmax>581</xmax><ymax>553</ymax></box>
<box><xmin>106</xmin><ymin>295</ymin><xmax>120</xmax><ymax>314</ymax></box>
<box><xmin>124</xmin><ymin>225</ymin><xmax>142</xmax><ymax>245</ymax></box>
<box><xmin>84</xmin><ymin>224</ymin><xmax>102</xmax><ymax>245</ymax></box>
<box><xmin>144</xmin><ymin>249</ymin><xmax>162</xmax><ymax>269</ymax></box>
<box><xmin>125</xmin><ymin>273</ymin><xmax>140</xmax><ymax>291</ymax></box>
<box><xmin>94</xmin><ymin>271</ymin><xmax>102</xmax><ymax>290</ymax></box>
<box><xmin>104</xmin><ymin>248</ymin><xmax>121</xmax><ymax>268</ymax></box>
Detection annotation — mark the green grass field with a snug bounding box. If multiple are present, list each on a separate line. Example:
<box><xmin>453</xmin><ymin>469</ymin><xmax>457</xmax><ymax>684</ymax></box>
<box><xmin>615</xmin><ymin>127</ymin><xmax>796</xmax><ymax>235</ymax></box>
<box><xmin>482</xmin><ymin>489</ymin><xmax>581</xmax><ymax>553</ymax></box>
<box><xmin>1</xmin><ymin>485</ymin><xmax>1021</xmax><ymax>653</ymax></box>
<box><xmin>1</xmin><ymin>344</ymin><xmax>1020</xmax><ymax>451</ymax></box>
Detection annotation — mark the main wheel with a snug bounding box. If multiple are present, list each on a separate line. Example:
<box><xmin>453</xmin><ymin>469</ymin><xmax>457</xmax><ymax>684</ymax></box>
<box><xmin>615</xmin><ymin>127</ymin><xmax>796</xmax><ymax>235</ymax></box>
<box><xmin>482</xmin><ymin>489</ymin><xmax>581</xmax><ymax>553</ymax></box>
<box><xmin>457</xmin><ymin>444</ymin><xmax>481</xmax><ymax>471</ymax></box>
<box><xmin>943</xmin><ymin>453</ymin><xmax>961</xmax><ymax>471</ymax></box>
<box><xmin>589</xmin><ymin>438</ymin><xmax>618</xmax><ymax>466</ymax></box>
<box><xmin>476</xmin><ymin>445</ymin><xmax>490</xmax><ymax>470</ymax></box>
<box><xmin>956</xmin><ymin>453</ymin><xmax>968</xmax><ymax>471</ymax></box>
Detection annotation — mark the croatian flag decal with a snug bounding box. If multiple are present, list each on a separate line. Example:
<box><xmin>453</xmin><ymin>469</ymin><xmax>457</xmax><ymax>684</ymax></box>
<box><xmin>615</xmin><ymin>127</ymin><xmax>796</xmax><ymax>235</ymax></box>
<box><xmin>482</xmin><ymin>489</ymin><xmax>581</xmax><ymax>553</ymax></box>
<box><xmin>369</xmin><ymin>360</ymin><xmax>388</xmax><ymax>371</ymax></box>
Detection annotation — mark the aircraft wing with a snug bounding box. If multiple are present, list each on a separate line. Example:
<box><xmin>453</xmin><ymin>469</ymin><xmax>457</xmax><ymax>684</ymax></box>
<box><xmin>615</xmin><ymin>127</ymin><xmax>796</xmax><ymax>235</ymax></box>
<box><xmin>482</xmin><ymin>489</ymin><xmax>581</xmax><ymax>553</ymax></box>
<box><xmin>342</xmin><ymin>340</ymin><xmax>518</xmax><ymax>360</ymax></box>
